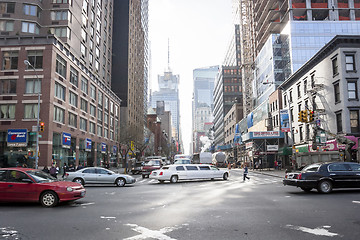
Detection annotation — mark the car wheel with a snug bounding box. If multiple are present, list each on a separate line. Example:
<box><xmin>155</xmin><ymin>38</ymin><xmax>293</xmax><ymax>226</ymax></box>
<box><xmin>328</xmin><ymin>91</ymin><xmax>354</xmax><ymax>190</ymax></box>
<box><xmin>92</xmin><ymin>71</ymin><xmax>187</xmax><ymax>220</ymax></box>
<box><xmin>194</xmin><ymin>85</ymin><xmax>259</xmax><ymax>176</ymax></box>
<box><xmin>300</xmin><ymin>187</ymin><xmax>312</xmax><ymax>192</ymax></box>
<box><xmin>318</xmin><ymin>180</ymin><xmax>333</xmax><ymax>194</ymax></box>
<box><xmin>142</xmin><ymin>175</ymin><xmax>145</xmax><ymax>179</ymax></box>
<box><xmin>40</xmin><ymin>191</ymin><xmax>59</xmax><ymax>207</ymax></box>
<box><xmin>115</xmin><ymin>178</ymin><xmax>126</xmax><ymax>187</ymax></box>
<box><xmin>170</xmin><ymin>175</ymin><xmax>178</xmax><ymax>183</ymax></box>
<box><xmin>73</xmin><ymin>178</ymin><xmax>84</xmax><ymax>186</ymax></box>
<box><xmin>223</xmin><ymin>173</ymin><xmax>229</xmax><ymax>180</ymax></box>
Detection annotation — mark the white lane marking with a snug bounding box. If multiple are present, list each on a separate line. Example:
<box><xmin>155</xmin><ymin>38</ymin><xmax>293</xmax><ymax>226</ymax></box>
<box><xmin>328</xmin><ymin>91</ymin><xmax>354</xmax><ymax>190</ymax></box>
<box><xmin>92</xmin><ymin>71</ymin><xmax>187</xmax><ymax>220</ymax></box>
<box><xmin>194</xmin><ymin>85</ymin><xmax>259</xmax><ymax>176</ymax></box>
<box><xmin>286</xmin><ymin>225</ymin><xmax>339</xmax><ymax>237</ymax></box>
<box><xmin>80</xmin><ymin>202</ymin><xmax>95</xmax><ymax>206</ymax></box>
<box><xmin>352</xmin><ymin>201</ymin><xmax>360</xmax><ymax>204</ymax></box>
<box><xmin>124</xmin><ymin>223</ymin><xmax>182</xmax><ymax>240</ymax></box>
<box><xmin>0</xmin><ymin>227</ymin><xmax>19</xmax><ymax>239</ymax></box>
<box><xmin>101</xmin><ymin>216</ymin><xmax>116</xmax><ymax>219</ymax></box>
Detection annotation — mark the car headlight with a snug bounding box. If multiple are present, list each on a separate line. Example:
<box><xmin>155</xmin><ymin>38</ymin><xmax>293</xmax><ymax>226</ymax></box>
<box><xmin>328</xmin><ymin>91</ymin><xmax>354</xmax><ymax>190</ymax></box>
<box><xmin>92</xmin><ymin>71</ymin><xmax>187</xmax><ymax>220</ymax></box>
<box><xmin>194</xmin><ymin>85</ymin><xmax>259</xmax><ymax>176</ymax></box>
<box><xmin>66</xmin><ymin>187</ymin><xmax>74</xmax><ymax>192</ymax></box>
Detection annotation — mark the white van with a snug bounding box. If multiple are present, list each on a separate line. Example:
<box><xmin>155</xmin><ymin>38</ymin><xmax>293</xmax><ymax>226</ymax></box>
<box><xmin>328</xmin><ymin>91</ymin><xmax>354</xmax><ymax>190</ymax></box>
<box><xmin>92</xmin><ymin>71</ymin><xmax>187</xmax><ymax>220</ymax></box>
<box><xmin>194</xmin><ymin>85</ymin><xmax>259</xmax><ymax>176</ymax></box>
<box><xmin>149</xmin><ymin>164</ymin><xmax>229</xmax><ymax>183</ymax></box>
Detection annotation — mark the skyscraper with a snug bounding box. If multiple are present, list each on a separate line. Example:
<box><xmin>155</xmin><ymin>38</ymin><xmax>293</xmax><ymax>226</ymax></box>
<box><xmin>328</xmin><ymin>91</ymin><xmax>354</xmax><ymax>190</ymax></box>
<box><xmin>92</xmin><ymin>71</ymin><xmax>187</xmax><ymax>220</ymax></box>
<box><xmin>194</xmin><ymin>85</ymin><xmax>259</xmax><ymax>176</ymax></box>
<box><xmin>192</xmin><ymin>66</ymin><xmax>218</xmax><ymax>153</ymax></box>
<box><xmin>111</xmin><ymin>0</ymin><xmax>149</xmax><ymax>144</ymax></box>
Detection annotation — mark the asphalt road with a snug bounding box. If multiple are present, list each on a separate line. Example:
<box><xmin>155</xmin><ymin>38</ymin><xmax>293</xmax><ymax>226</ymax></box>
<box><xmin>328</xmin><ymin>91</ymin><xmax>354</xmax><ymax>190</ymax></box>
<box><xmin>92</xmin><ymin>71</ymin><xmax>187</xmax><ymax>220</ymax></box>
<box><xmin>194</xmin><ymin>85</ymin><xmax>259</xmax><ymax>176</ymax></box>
<box><xmin>1</xmin><ymin>169</ymin><xmax>360</xmax><ymax>240</ymax></box>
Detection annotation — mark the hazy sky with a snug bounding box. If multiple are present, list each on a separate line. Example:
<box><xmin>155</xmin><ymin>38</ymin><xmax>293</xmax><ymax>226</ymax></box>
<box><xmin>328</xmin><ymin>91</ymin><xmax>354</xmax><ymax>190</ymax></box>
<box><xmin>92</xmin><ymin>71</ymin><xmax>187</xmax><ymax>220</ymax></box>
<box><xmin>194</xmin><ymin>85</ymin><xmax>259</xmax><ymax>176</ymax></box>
<box><xmin>148</xmin><ymin>0</ymin><xmax>234</xmax><ymax>154</ymax></box>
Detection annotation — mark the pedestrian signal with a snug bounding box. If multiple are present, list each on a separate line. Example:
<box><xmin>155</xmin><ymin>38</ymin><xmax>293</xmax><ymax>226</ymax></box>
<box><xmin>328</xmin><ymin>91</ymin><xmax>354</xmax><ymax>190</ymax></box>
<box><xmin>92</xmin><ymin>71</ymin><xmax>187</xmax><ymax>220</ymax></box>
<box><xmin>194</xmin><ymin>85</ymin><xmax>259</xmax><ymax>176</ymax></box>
<box><xmin>40</xmin><ymin>122</ymin><xmax>45</xmax><ymax>132</ymax></box>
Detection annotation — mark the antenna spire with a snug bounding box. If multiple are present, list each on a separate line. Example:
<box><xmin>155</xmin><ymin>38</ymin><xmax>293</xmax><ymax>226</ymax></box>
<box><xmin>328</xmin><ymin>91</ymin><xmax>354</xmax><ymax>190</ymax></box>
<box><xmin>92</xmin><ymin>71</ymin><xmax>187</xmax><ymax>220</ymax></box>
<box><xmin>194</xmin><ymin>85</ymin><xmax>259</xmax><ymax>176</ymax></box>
<box><xmin>167</xmin><ymin>38</ymin><xmax>170</xmax><ymax>71</ymax></box>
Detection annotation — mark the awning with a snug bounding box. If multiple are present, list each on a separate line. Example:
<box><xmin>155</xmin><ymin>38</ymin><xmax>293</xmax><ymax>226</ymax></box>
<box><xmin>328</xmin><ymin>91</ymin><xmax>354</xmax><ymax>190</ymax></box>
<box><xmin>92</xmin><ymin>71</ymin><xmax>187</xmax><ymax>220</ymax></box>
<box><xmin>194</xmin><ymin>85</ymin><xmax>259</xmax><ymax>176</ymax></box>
<box><xmin>278</xmin><ymin>147</ymin><xmax>292</xmax><ymax>156</ymax></box>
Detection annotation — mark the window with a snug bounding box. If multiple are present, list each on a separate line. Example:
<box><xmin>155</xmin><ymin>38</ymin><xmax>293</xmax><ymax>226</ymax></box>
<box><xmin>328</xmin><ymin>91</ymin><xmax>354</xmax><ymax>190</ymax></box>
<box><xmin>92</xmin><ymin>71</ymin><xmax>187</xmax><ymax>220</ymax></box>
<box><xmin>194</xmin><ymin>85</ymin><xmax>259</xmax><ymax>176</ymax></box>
<box><xmin>69</xmin><ymin>112</ymin><xmax>77</xmax><ymax>127</ymax></box>
<box><xmin>303</xmin><ymin>80</ymin><xmax>307</xmax><ymax>94</ymax></box>
<box><xmin>0</xmin><ymin>20</ymin><xmax>14</xmax><ymax>31</ymax></box>
<box><xmin>185</xmin><ymin>166</ymin><xmax>198</xmax><ymax>171</ymax></box>
<box><xmin>21</xmin><ymin>22</ymin><xmax>39</xmax><ymax>34</ymax></box>
<box><xmin>70</xmin><ymin>66</ymin><xmax>78</xmax><ymax>87</ymax></box>
<box><xmin>110</xmin><ymin>101</ymin><xmax>113</xmax><ymax>113</ymax></box>
<box><xmin>345</xmin><ymin>54</ymin><xmax>355</xmax><ymax>71</ymax></box>
<box><xmin>52</xmin><ymin>0</ymin><xmax>73</xmax><ymax>3</ymax></box>
<box><xmin>56</xmin><ymin>54</ymin><xmax>67</xmax><ymax>78</ymax></box>
<box><xmin>80</xmin><ymin>43</ymin><xmax>86</xmax><ymax>56</ymax></box>
<box><xmin>104</xmin><ymin>113</ymin><xmax>108</xmax><ymax>126</ymax></box>
<box><xmin>0</xmin><ymin>104</ymin><xmax>15</xmax><ymax>119</ymax></box>
<box><xmin>98</xmin><ymin>108</ymin><xmax>103</xmax><ymax>122</ymax></box>
<box><xmin>90</xmin><ymin>122</ymin><xmax>95</xmax><ymax>134</ymax></box>
<box><xmin>80</xmin><ymin>98</ymin><xmax>88</xmax><ymax>112</ymax></box>
<box><xmin>299</xmin><ymin>126</ymin><xmax>303</xmax><ymax>141</ymax></box>
<box><xmin>350</xmin><ymin>110</ymin><xmax>360</xmax><ymax>133</ymax></box>
<box><xmin>69</xmin><ymin>91</ymin><xmax>78</xmax><ymax>107</ymax></box>
<box><xmin>2</xmin><ymin>51</ymin><xmax>18</xmax><ymax>70</ymax></box>
<box><xmin>104</xmin><ymin>96</ymin><xmax>109</xmax><ymax>110</ymax></box>
<box><xmin>81</xmin><ymin>76</ymin><xmax>88</xmax><ymax>94</ymax></box>
<box><xmin>81</xmin><ymin>29</ymin><xmax>87</xmax><ymax>42</ymax></box>
<box><xmin>98</xmin><ymin>91</ymin><xmax>103</xmax><ymax>106</ymax></box>
<box><xmin>289</xmin><ymin>90</ymin><xmax>293</xmax><ymax>102</ymax></box>
<box><xmin>51</xmin><ymin>10</ymin><xmax>70</xmax><ymax>21</ymax></box>
<box><xmin>97</xmin><ymin>125</ymin><xmax>102</xmax><ymax>137</ymax></box>
<box><xmin>0</xmin><ymin>2</ymin><xmax>15</xmax><ymax>13</ymax></box>
<box><xmin>334</xmin><ymin>82</ymin><xmax>340</xmax><ymax>102</ymax></box>
<box><xmin>90</xmin><ymin>84</ymin><xmax>96</xmax><ymax>99</ymax></box>
<box><xmin>25</xmin><ymin>79</ymin><xmax>41</xmax><ymax>94</ymax></box>
<box><xmin>90</xmin><ymin>104</ymin><xmax>96</xmax><ymax>117</ymax></box>
<box><xmin>328</xmin><ymin>164</ymin><xmax>348</xmax><ymax>172</ymax></box>
<box><xmin>104</xmin><ymin>128</ymin><xmax>108</xmax><ymax>138</ymax></box>
<box><xmin>54</xmin><ymin>106</ymin><xmax>65</xmax><ymax>123</ymax></box>
<box><xmin>23</xmin><ymin>4</ymin><xmax>38</xmax><ymax>17</ymax></box>
<box><xmin>50</xmin><ymin>27</ymin><xmax>70</xmax><ymax>38</ymax></box>
<box><xmin>348</xmin><ymin>81</ymin><xmax>358</xmax><ymax>100</ymax></box>
<box><xmin>332</xmin><ymin>57</ymin><xmax>338</xmax><ymax>75</ymax></box>
<box><xmin>176</xmin><ymin>166</ymin><xmax>185</xmax><ymax>171</ymax></box>
<box><xmin>80</xmin><ymin>118</ymin><xmax>87</xmax><ymax>131</ymax></box>
<box><xmin>336</xmin><ymin>112</ymin><xmax>342</xmax><ymax>133</ymax></box>
<box><xmin>54</xmin><ymin>82</ymin><xmax>65</xmax><ymax>100</ymax></box>
<box><xmin>24</xmin><ymin>104</ymin><xmax>38</xmax><ymax>119</ymax></box>
<box><xmin>297</xmin><ymin>84</ymin><xmax>301</xmax><ymax>98</ymax></box>
<box><xmin>199</xmin><ymin>166</ymin><xmax>210</xmax><ymax>170</ymax></box>
<box><xmin>0</xmin><ymin>79</ymin><xmax>16</xmax><ymax>94</ymax></box>
<box><xmin>26</xmin><ymin>50</ymin><xmax>43</xmax><ymax>69</ymax></box>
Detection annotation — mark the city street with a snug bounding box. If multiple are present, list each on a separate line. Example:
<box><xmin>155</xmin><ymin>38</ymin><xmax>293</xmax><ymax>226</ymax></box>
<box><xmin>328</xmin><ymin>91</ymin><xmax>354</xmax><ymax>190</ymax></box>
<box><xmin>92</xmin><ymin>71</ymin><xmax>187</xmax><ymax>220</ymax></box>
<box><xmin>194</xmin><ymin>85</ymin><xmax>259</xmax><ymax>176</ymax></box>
<box><xmin>1</xmin><ymin>169</ymin><xmax>360</xmax><ymax>240</ymax></box>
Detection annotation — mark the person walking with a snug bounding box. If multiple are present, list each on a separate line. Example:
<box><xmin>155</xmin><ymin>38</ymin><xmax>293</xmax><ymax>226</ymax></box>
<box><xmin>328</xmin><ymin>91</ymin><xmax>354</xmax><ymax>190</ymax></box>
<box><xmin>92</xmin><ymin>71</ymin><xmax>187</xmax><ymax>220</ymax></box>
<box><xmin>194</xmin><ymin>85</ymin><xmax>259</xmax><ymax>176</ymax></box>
<box><xmin>243</xmin><ymin>164</ymin><xmax>250</xmax><ymax>181</ymax></box>
<box><xmin>62</xmin><ymin>163</ymin><xmax>67</xmax><ymax>179</ymax></box>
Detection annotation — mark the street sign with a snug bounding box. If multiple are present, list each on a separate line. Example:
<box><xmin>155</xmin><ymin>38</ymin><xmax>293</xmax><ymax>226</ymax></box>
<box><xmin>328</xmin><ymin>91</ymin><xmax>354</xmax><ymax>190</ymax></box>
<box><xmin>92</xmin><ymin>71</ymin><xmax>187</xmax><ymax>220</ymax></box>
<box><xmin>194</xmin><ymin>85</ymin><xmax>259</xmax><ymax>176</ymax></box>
<box><xmin>32</xmin><ymin>125</ymin><xmax>38</xmax><ymax>132</ymax></box>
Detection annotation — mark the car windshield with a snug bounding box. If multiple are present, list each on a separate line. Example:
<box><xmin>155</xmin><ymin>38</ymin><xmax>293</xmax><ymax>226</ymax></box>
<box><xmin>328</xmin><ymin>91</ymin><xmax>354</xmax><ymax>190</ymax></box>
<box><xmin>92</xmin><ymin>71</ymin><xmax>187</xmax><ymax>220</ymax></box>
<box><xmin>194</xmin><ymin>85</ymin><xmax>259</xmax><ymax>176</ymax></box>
<box><xmin>146</xmin><ymin>160</ymin><xmax>161</xmax><ymax>166</ymax></box>
<box><xmin>26</xmin><ymin>170</ymin><xmax>57</xmax><ymax>183</ymax></box>
<box><xmin>302</xmin><ymin>164</ymin><xmax>320</xmax><ymax>172</ymax></box>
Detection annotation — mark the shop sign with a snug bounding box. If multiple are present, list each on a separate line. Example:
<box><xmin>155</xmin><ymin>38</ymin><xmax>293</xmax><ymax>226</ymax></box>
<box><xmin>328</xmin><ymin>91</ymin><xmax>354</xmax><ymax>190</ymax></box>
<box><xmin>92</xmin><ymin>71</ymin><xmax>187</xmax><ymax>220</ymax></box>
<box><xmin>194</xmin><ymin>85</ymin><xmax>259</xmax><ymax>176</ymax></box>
<box><xmin>246</xmin><ymin>142</ymin><xmax>253</xmax><ymax>149</ymax></box>
<box><xmin>267</xmin><ymin>145</ymin><xmax>279</xmax><ymax>151</ymax></box>
<box><xmin>253</xmin><ymin>131</ymin><xmax>280</xmax><ymax>138</ymax></box>
<box><xmin>7</xmin><ymin>129</ymin><xmax>28</xmax><ymax>147</ymax></box>
<box><xmin>62</xmin><ymin>132</ymin><xmax>71</xmax><ymax>148</ymax></box>
<box><xmin>113</xmin><ymin>145</ymin><xmax>117</xmax><ymax>154</ymax></box>
<box><xmin>101</xmin><ymin>143</ymin><xmax>106</xmax><ymax>153</ymax></box>
<box><xmin>85</xmin><ymin>138</ymin><xmax>92</xmax><ymax>152</ymax></box>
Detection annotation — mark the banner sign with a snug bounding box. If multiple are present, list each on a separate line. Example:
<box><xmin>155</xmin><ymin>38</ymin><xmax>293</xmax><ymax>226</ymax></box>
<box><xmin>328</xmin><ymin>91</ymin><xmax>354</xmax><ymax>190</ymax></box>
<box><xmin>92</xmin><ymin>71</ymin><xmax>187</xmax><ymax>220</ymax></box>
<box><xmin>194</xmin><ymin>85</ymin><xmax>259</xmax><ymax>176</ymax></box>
<box><xmin>7</xmin><ymin>129</ymin><xmax>28</xmax><ymax>147</ymax></box>
<box><xmin>85</xmin><ymin>138</ymin><xmax>92</xmax><ymax>151</ymax></box>
<box><xmin>246</xmin><ymin>142</ymin><xmax>253</xmax><ymax>149</ymax></box>
<box><xmin>62</xmin><ymin>132</ymin><xmax>71</xmax><ymax>148</ymax></box>
<box><xmin>280</xmin><ymin>109</ymin><xmax>290</xmax><ymax>132</ymax></box>
<box><xmin>101</xmin><ymin>143</ymin><xmax>106</xmax><ymax>153</ymax></box>
<box><xmin>253</xmin><ymin>131</ymin><xmax>280</xmax><ymax>138</ymax></box>
<box><xmin>267</xmin><ymin>145</ymin><xmax>279</xmax><ymax>151</ymax></box>
<box><xmin>113</xmin><ymin>145</ymin><xmax>117</xmax><ymax>154</ymax></box>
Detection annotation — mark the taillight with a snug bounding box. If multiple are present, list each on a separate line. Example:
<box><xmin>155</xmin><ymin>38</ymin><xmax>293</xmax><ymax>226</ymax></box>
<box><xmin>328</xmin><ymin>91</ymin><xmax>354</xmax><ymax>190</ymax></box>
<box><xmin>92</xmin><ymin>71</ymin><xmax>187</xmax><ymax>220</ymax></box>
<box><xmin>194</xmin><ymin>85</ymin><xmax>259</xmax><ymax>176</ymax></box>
<box><xmin>159</xmin><ymin>172</ymin><xmax>163</xmax><ymax>176</ymax></box>
<box><xmin>296</xmin><ymin>173</ymin><xmax>302</xmax><ymax>180</ymax></box>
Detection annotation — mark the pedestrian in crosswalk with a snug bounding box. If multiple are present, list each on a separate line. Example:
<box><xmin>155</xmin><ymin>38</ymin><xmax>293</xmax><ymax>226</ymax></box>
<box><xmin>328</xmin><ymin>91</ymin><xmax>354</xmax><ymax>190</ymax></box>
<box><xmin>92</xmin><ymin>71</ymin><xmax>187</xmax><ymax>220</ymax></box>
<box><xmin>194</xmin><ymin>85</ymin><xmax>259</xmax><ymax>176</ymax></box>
<box><xmin>243</xmin><ymin>164</ymin><xmax>250</xmax><ymax>181</ymax></box>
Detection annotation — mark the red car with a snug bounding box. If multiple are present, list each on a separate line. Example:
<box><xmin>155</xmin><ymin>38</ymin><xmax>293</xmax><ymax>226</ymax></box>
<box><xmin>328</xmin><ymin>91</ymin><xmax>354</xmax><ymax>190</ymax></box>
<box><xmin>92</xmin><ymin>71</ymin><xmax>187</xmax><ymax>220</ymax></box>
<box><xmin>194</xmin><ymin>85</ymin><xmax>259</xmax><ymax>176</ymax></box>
<box><xmin>0</xmin><ymin>168</ymin><xmax>86</xmax><ymax>207</ymax></box>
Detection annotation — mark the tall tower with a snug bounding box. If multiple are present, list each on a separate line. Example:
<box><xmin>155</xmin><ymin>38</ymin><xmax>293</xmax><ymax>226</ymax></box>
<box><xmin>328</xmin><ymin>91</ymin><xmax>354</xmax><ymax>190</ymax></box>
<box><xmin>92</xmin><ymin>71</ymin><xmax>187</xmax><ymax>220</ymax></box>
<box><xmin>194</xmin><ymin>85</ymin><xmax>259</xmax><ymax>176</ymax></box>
<box><xmin>111</xmin><ymin>0</ymin><xmax>149</xmax><ymax>144</ymax></box>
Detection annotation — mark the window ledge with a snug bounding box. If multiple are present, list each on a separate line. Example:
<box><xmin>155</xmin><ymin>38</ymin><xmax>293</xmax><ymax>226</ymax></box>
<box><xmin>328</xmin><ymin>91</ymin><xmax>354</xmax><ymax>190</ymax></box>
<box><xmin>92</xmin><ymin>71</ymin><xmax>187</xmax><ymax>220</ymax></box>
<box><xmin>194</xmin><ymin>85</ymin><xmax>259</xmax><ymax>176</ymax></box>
<box><xmin>348</xmin><ymin>99</ymin><xmax>359</xmax><ymax>101</ymax></box>
<box><xmin>332</xmin><ymin>73</ymin><xmax>339</xmax><ymax>78</ymax></box>
<box><xmin>335</xmin><ymin>100</ymin><xmax>341</xmax><ymax>104</ymax></box>
<box><xmin>346</xmin><ymin>70</ymin><xmax>357</xmax><ymax>73</ymax></box>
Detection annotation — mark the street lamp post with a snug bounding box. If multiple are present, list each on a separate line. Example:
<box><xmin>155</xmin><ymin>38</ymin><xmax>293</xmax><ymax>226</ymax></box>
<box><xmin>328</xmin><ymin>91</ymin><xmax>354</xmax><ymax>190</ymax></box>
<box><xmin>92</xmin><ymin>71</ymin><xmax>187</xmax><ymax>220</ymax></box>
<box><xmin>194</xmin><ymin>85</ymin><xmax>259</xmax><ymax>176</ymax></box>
<box><xmin>24</xmin><ymin>60</ymin><xmax>41</xmax><ymax>169</ymax></box>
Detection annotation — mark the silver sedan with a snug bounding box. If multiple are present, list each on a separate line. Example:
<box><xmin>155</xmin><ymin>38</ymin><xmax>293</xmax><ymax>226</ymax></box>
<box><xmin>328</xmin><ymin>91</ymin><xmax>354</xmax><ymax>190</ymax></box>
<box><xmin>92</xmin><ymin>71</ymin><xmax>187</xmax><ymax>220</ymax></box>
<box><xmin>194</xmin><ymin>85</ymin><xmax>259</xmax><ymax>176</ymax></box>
<box><xmin>64</xmin><ymin>167</ymin><xmax>136</xmax><ymax>187</ymax></box>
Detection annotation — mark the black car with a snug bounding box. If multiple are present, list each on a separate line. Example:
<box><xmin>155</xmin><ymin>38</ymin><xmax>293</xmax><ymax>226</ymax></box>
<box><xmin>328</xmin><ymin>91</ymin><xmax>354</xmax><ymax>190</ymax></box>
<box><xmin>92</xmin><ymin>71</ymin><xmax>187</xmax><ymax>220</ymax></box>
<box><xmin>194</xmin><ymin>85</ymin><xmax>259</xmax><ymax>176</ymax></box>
<box><xmin>283</xmin><ymin>162</ymin><xmax>360</xmax><ymax>193</ymax></box>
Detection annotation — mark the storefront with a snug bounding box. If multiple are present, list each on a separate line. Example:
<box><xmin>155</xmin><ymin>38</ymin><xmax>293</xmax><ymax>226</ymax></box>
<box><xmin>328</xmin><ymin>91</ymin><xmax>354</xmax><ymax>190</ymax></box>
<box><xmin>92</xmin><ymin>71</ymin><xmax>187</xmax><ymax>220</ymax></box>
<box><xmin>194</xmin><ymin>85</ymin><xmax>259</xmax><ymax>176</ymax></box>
<box><xmin>52</xmin><ymin>132</ymin><xmax>76</xmax><ymax>173</ymax></box>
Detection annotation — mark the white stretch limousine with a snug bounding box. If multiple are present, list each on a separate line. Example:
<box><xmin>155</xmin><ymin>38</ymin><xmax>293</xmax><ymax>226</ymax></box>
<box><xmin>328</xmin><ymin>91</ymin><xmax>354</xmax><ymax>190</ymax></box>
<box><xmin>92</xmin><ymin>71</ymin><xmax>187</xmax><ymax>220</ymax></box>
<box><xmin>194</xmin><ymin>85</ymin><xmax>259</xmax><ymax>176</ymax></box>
<box><xmin>149</xmin><ymin>164</ymin><xmax>229</xmax><ymax>183</ymax></box>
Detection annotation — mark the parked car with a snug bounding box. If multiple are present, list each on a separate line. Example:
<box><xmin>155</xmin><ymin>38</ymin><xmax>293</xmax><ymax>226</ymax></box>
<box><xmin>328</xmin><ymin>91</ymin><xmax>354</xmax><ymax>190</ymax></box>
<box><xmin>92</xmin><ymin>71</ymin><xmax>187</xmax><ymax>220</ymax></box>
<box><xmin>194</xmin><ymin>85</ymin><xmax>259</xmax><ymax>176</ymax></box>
<box><xmin>174</xmin><ymin>158</ymin><xmax>191</xmax><ymax>164</ymax></box>
<box><xmin>0</xmin><ymin>168</ymin><xmax>86</xmax><ymax>207</ymax></box>
<box><xmin>64</xmin><ymin>167</ymin><xmax>136</xmax><ymax>187</ymax></box>
<box><xmin>283</xmin><ymin>162</ymin><xmax>360</xmax><ymax>193</ymax></box>
<box><xmin>131</xmin><ymin>162</ymin><xmax>143</xmax><ymax>175</ymax></box>
<box><xmin>141</xmin><ymin>159</ymin><xmax>163</xmax><ymax>178</ymax></box>
<box><xmin>149</xmin><ymin>164</ymin><xmax>229</xmax><ymax>183</ymax></box>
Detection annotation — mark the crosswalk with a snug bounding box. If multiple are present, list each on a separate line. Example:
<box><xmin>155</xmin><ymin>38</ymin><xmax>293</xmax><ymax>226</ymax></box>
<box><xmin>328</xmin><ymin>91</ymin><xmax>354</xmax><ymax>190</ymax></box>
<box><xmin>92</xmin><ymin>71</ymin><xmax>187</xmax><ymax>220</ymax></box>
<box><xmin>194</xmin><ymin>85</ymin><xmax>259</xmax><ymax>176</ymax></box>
<box><xmin>132</xmin><ymin>174</ymin><xmax>282</xmax><ymax>186</ymax></box>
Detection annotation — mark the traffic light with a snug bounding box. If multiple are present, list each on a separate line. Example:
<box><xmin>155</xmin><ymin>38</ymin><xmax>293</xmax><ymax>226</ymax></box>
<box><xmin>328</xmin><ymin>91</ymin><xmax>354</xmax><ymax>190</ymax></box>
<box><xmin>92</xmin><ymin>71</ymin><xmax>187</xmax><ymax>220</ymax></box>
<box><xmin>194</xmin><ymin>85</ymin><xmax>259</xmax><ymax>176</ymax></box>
<box><xmin>40</xmin><ymin>122</ymin><xmax>45</xmax><ymax>132</ymax></box>
<box><xmin>298</xmin><ymin>111</ymin><xmax>303</xmax><ymax>122</ymax></box>
<box><xmin>301</xmin><ymin>110</ymin><xmax>308</xmax><ymax>123</ymax></box>
<box><xmin>308</xmin><ymin>110</ymin><xmax>314</xmax><ymax>122</ymax></box>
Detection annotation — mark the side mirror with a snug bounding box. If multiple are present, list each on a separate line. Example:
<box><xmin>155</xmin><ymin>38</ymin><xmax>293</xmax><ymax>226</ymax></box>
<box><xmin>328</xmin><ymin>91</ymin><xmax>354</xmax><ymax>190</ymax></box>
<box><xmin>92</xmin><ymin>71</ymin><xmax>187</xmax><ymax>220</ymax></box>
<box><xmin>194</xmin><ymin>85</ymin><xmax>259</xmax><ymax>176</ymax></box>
<box><xmin>22</xmin><ymin>178</ymin><xmax>33</xmax><ymax>183</ymax></box>
<box><xmin>107</xmin><ymin>172</ymin><xmax>112</xmax><ymax>175</ymax></box>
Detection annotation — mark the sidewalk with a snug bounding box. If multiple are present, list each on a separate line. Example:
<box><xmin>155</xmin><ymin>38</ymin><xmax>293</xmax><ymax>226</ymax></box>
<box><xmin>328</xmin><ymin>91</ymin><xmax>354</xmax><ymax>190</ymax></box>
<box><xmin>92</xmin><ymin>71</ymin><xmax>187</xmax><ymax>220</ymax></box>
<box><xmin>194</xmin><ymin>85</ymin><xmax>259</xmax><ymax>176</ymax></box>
<box><xmin>249</xmin><ymin>168</ymin><xmax>286</xmax><ymax>178</ymax></box>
